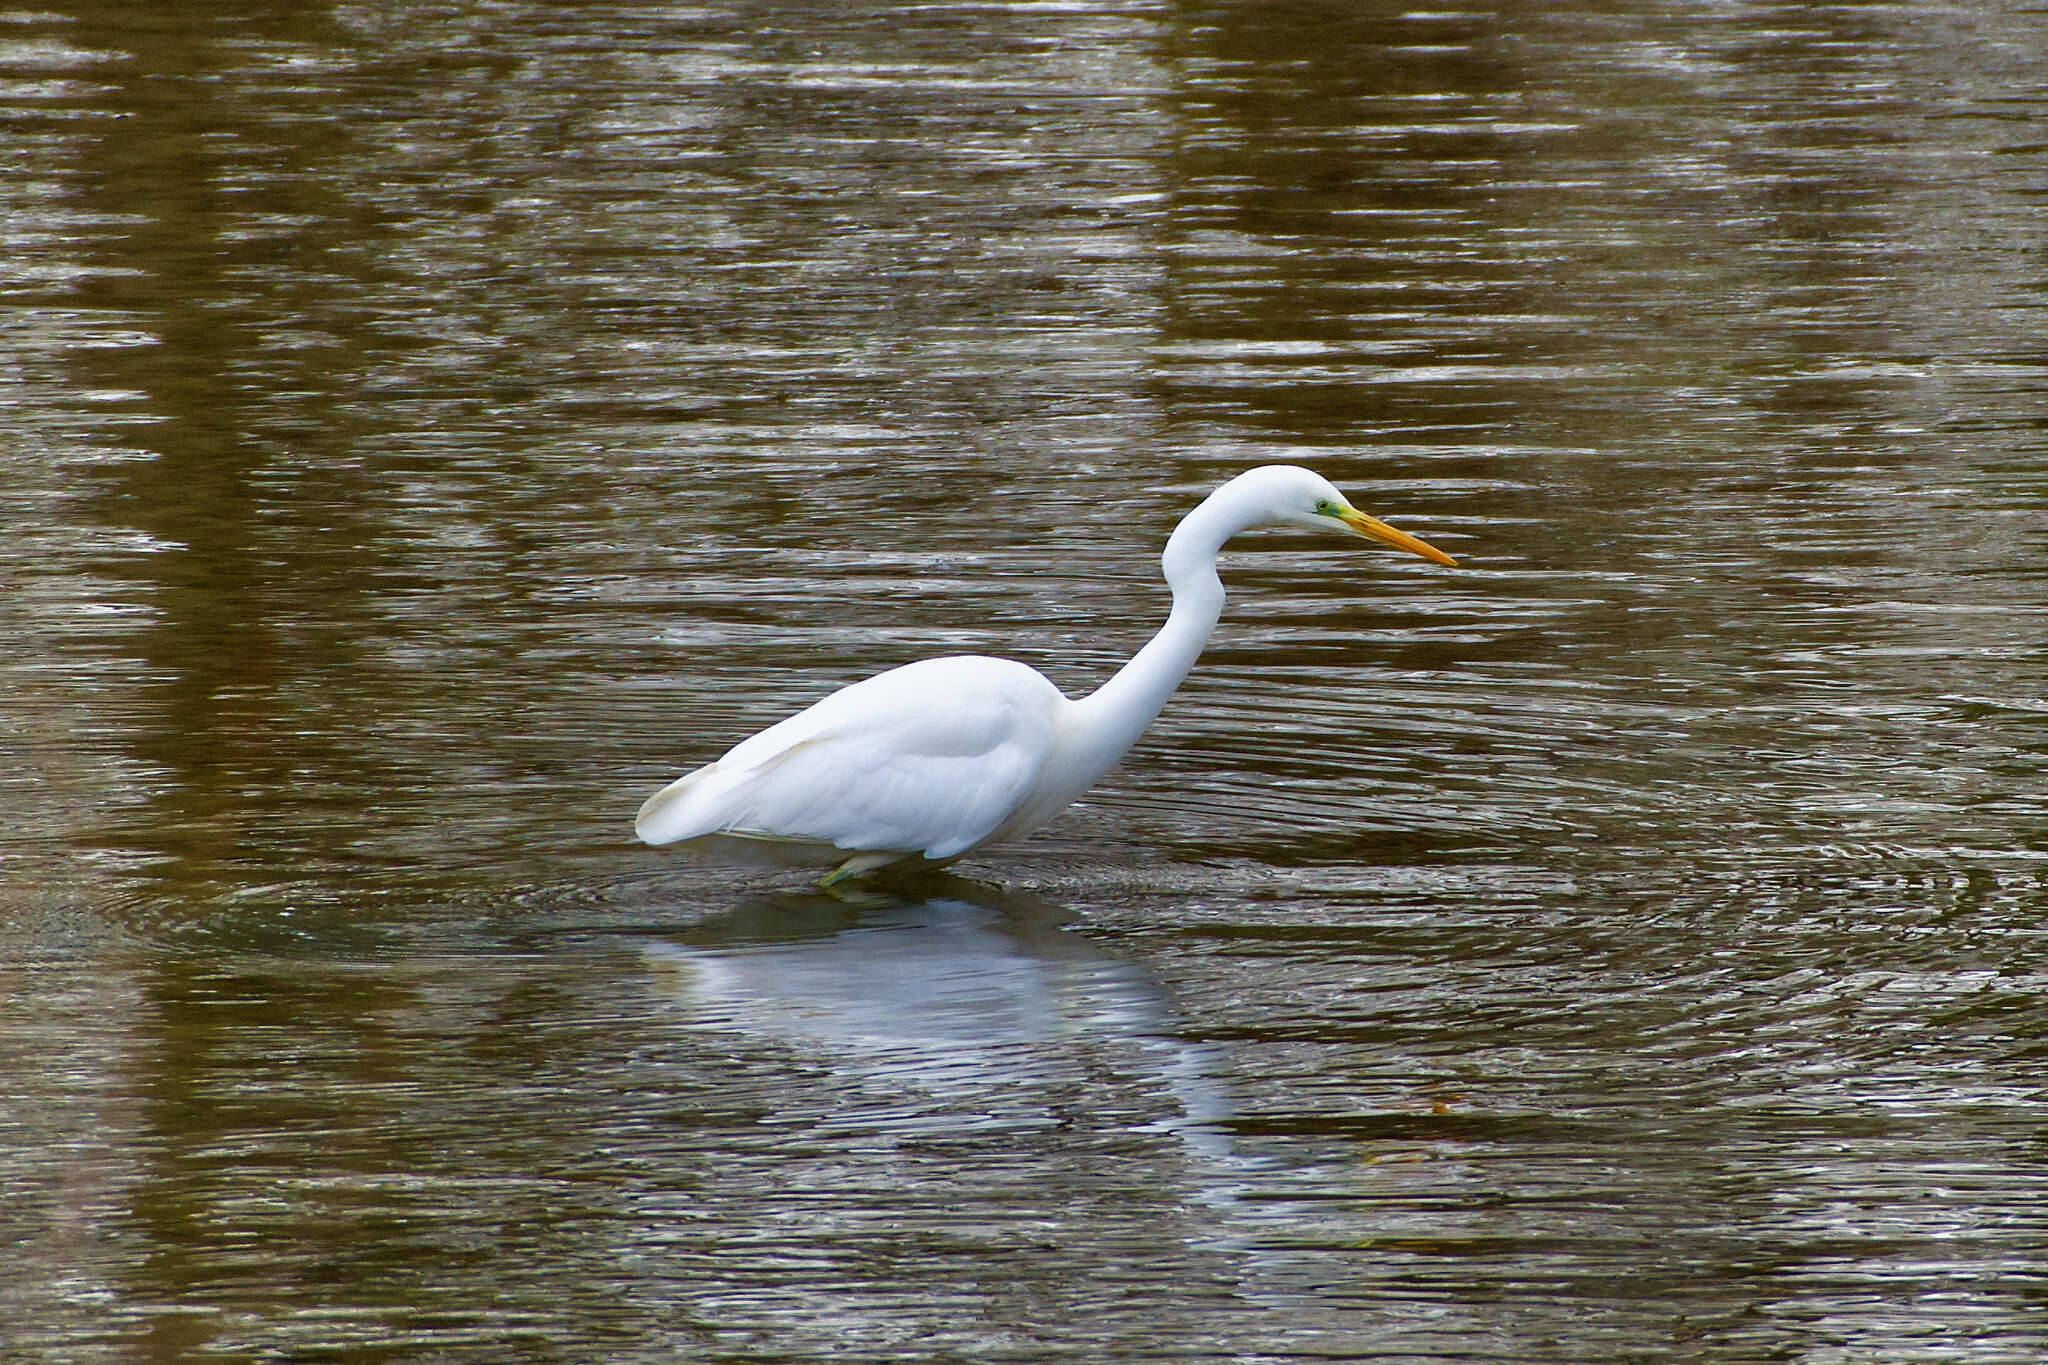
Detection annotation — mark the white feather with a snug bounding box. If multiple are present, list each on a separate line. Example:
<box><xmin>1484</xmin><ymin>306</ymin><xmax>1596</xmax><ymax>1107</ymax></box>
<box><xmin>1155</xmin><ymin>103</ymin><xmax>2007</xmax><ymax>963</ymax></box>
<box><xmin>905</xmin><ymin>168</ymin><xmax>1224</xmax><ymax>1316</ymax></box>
<box><xmin>635</xmin><ymin>656</ymin><xmax>1060</xmax><ymax>859</ymax></box>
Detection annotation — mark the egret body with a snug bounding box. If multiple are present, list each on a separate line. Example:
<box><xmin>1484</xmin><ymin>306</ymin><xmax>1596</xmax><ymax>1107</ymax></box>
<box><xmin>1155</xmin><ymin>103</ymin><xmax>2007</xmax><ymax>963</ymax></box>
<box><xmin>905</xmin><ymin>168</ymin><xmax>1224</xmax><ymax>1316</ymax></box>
<box><xmin>635</xmin><ymin>465</ymin><xmax>1455</xmax><ymax>883</ymax></box>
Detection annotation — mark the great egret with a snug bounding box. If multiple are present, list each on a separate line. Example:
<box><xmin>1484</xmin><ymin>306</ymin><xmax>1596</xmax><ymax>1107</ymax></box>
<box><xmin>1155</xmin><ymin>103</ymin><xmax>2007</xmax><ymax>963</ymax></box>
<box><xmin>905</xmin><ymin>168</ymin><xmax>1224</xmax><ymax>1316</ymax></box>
<box><xmin>636</xmin><ymin>464</ymin><xmax>1456</xmax><ymax>883</ymax></box>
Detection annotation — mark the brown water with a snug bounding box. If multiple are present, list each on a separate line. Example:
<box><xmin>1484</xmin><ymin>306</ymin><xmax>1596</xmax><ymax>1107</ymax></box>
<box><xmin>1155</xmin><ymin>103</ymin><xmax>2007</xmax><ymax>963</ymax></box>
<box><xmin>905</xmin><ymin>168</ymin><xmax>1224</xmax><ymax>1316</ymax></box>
<box><xmin>5</xmin><ymin>1</ymin><xmax>2047</xmax><ymax>1360</ymax></box>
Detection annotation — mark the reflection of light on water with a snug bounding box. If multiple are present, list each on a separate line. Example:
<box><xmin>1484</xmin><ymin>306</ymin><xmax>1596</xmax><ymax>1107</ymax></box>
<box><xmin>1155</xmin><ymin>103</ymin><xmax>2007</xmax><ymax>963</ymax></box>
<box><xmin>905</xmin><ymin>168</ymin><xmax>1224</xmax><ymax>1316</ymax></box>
<box><xmin>639</xmin><ymin>887</ymin><xmax>1243</xmax><ymax>1178</ymax></box>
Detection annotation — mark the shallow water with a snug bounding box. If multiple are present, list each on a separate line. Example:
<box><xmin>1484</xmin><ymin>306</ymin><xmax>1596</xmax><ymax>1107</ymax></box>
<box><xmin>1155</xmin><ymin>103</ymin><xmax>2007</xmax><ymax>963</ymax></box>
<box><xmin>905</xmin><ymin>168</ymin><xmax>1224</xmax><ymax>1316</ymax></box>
<box><xmin>5</xmin><ymin>1</ymin><xmax>2047</xmax><ymax>1360</ymax></box>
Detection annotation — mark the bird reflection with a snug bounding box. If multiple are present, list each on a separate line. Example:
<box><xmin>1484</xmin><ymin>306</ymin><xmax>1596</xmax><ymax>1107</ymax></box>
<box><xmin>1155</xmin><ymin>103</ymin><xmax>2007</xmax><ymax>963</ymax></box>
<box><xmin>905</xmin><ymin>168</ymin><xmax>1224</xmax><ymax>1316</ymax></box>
<box><xmin>637</xmin><ymin>877</ymin><xmax>1239</xmax><ymax>1174</ymax></box>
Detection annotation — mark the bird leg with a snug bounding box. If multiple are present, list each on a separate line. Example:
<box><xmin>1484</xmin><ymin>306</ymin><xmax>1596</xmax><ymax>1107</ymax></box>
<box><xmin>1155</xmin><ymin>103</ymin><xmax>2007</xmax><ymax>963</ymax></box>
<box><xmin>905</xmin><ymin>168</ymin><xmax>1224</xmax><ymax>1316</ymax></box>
<box><xmin>818</xmin><ymin>850</ymin><xmax>909</xmax><ymax>889</ymax></box>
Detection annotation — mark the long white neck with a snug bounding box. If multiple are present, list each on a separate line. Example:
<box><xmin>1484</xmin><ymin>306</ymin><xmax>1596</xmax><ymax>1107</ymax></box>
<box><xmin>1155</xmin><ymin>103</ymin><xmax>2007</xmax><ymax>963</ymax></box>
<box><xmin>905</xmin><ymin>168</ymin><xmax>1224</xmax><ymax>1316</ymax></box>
<box><xmin>1063</xmin><ymin>488</ymin><xmax>1254</xmax><ymax>780</ymax></box>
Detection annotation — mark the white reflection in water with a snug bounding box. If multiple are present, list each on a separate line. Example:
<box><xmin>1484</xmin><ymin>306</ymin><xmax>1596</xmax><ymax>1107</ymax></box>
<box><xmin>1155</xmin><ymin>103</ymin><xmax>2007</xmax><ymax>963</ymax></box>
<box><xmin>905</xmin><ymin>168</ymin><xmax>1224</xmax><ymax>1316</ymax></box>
<box><xmin>639</xmin><ymin>884</ymin><xmax>1243</xmax><ymax>1179</ymax></box>
<box><xmin>622</xmin><ymin>884</ymin><xmax>1506</xmax><ymax>1356</ymax></box>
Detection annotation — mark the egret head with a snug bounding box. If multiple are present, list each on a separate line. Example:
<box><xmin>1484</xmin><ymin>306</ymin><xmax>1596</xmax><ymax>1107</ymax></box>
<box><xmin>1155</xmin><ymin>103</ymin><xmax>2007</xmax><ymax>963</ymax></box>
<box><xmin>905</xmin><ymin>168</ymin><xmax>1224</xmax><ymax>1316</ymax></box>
<box><xmin>1241</xmin><ymin>465</ymin><xmax>1458</xmax><ymax>567</ymax></box>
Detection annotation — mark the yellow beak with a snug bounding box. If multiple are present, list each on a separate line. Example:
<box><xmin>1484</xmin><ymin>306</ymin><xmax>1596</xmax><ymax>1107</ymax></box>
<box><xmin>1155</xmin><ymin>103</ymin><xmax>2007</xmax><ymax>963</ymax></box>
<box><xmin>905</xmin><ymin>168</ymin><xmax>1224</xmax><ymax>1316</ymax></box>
<box><xmin>1339</xmin><ymin>507</ymin><xmax>1458</xmax><ymax>567</ymax></box>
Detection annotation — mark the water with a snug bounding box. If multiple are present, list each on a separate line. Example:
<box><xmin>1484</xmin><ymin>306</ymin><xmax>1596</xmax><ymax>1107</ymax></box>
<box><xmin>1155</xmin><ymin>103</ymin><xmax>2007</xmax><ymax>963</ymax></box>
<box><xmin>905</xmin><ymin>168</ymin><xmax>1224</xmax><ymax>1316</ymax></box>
<box><xmin>5</xmin><ymin>1</ymin><xmax>2047</xmax><ymax>1359</ymax></box>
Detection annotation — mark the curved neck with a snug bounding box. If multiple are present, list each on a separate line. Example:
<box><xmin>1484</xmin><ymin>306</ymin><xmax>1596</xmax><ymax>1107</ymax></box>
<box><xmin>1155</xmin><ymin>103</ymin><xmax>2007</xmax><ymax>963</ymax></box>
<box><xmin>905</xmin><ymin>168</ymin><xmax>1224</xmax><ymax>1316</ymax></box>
<box><xmin>1067</xmin><ymin>492</ymin><xmax>1247</xmax><ymax>773</ymax></box>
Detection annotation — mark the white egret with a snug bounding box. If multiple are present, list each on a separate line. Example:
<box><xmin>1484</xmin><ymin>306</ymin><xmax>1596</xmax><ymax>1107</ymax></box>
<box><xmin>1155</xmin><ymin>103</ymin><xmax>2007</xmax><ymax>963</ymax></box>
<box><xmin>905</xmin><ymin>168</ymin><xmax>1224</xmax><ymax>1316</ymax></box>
<box><xmin>636</xmin><ymin>464</ymin><xmax>1456</xmax><ymax>883</ymax></box>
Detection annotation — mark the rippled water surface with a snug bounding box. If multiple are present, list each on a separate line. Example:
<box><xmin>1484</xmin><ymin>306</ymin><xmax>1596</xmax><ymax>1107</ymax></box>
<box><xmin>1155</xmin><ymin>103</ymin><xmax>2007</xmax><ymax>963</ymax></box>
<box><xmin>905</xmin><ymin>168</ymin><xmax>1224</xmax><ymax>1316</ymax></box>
<box><xmin>5</xmin><ymin>1</ymin><xmax>2047</xmax><ymax>1360</ymax></box>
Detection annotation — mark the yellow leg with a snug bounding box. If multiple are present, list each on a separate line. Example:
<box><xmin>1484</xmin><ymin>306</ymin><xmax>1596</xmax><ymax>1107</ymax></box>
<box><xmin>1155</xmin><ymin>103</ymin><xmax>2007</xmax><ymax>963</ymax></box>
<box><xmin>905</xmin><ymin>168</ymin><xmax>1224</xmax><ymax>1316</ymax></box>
<box><xmin>819</xmin><ymin>851</ymin><xmax>903</xmax><ymax>888</ymax></box>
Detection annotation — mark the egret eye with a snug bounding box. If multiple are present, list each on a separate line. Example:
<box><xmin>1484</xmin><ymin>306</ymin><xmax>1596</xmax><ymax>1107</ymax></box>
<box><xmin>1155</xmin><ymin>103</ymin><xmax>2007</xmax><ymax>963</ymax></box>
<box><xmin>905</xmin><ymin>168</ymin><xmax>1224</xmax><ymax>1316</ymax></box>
<box><xmin>1315</xmin><ymin>499</ymin><xmax>1335</xmax><ymax>515</ymax></box>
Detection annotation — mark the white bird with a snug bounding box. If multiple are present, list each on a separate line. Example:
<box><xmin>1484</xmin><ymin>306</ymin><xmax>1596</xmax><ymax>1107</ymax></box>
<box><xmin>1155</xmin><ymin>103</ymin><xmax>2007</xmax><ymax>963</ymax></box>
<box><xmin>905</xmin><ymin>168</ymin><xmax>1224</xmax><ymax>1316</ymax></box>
<box><xmin>636</xmin><ymin>464</ymin><xmax>1456</xmax><ymax>884</ymax></box>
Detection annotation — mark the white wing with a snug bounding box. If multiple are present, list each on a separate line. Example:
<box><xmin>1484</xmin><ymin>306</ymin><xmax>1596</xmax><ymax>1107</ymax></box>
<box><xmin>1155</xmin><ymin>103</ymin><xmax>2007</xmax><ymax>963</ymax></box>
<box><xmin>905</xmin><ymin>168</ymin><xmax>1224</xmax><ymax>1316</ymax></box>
<box><xmin>635</xmin><ymin>656</ymin><xmax>1064</xmax><ymax>860</ymax></box>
